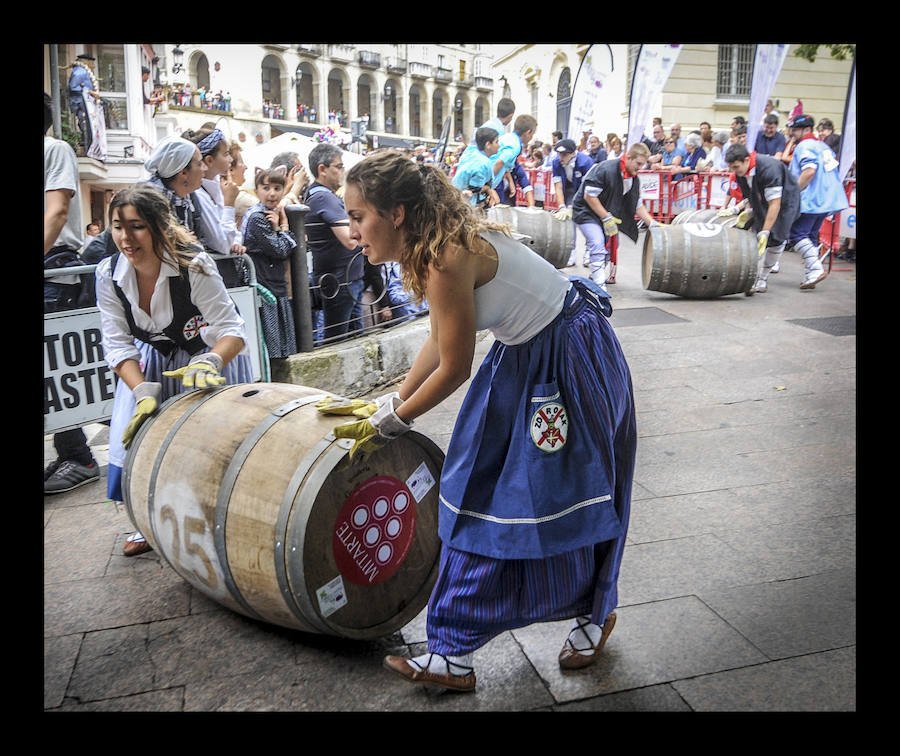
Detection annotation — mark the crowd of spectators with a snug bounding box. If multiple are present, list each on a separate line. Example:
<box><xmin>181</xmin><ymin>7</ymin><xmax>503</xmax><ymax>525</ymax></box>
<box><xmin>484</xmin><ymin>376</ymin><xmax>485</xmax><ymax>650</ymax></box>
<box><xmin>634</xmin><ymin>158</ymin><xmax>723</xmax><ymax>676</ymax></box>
<box><xmin>170</xmin><ymin>84</ymin><xmax>231</xmax><ymax>112</ymax></box>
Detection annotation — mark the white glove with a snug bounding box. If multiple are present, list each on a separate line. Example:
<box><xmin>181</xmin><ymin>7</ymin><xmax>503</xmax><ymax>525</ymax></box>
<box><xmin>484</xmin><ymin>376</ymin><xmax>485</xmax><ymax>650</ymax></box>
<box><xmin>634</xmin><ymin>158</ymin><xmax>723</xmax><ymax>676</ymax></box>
<box><xmin>368</xmin><ymin>393</ymin><xmax>413</xmax><ymax>439</ymax></box>
<box><xmin>717</xmin><ymin>206</ymin><xmax>740</xmax><ymax>217</ymax></box>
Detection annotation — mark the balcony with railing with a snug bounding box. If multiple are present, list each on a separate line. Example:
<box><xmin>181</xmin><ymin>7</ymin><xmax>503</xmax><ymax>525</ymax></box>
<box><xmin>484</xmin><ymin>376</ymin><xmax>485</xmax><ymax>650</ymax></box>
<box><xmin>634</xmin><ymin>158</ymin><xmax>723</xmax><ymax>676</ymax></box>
<box><xmin>408</xmin><ymin>61</ymin><xmax>431</xmax><ymax>78</ymax></box>
<box><xmin>386</xmin><ymin>57</ymin><xmax>407</xmax><ymax>73</ymax></box>
<box><xmin>358</xmin><ymin>50</ymin><xmax>381</xmax><ymax>68</ymax></box>
<box><xmin>328</xmin><ymin>44</ymin><xmax>355</xmax><ymax>62</ymax></box>
<box><xmin>296</xmin><ymin>44</ymin><xmax>322</xmax><ymax>57</ymax></box>
<box><xmin>475</xmin><ymin>75</ymin><xmax>494</xmax><ymax>90</ymax></box>
<box><xmin>434</xmin><ymin>67</ymin><xmax>453</xmax><ymax>83</ymax></box>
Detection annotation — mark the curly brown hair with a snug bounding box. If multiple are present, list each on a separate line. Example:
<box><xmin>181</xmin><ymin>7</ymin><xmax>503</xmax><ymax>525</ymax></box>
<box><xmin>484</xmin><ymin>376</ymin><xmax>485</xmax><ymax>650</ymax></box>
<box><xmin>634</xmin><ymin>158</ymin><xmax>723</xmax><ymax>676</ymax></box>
<box><xmin>345</xmin><ymin>150</ymin><xmax>509</xmax><ymax>302</ymax></box>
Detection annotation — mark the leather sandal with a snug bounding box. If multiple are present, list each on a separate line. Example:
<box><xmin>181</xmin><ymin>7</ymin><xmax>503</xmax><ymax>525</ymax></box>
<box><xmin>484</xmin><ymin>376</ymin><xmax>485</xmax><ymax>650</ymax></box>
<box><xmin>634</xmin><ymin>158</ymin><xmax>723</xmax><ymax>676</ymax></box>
<box><xmin>558</xmin><ymin>611</ymin><xmax>617</xmax><ymax>670</ymax></box>
<box><xmin>123</xmin><ymin>532</ymin><xmax>153</xmax><ymax>557</ymax></box>
<box><xmin>383</xmin><ymin>653</ymin><xmax>476</xmax><ymax>693</ymax></box>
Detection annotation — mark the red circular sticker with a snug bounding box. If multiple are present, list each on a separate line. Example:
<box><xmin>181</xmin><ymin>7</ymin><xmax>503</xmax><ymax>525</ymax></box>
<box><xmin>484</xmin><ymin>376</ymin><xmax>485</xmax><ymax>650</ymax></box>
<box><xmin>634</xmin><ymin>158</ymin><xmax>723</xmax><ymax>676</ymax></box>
<box><xmin>333</xmin><ymin>475</ymin><xmax>417</xmax><ymax>585</ymax></box>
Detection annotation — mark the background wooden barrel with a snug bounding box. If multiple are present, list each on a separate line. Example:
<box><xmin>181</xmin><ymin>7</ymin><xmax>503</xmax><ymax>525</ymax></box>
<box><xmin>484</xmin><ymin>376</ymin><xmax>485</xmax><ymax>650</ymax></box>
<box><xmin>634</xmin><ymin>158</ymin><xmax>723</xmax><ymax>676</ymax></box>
<box><xmin>671</xmin><ymin>208</ymin><xmax>738</xmax><ymax>228</ymax></box>
<box><xmin>122</xmin><ymin>382</ymin><xmax>444</xmax><ymax>640</ymax></box>
<box><xmin>487</xmin><ymin>205</ymin><xmax>574</xmax><ymax>268</ymax></box>
<box><xmin>642</xmin><ymin>222</ymin><xmax>757</xmax><ymax>298</ymax></box>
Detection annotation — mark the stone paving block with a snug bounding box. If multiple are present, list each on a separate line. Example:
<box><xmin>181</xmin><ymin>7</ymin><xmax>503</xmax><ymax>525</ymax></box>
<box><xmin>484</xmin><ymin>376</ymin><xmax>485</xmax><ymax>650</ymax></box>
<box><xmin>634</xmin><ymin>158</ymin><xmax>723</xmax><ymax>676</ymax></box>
<box><xmin>44</xmin><ymin>503</ymin><xmax>122</xmax><ymax>583</ymax></box>
<box><xmin>44</xmin><ymin>633</ymin><xmax>82</xmax><ymax>709</ymax></box>
<box><xmin>67</xmin><ymin>624</ymin><xmax>158</xmax><ymax>701</ymax></box>
<box><xmin>617</xmin><ymin>533</ymin><xmax>769</xmax><ymax>606</ymax></box>
<box><xmin>632</xmin><ymin>452</ymin><xmax>772</xmax><ymax>498</ymax></box>
<box><xmin>713</xmin><ymin>514</ymin><xmax>856</xmax><ymax>583</ymax></box>
<box><xmin>511</xmin><ymin>597</ymin><xmax>766</xmax><ymax>704</ymax></box>
<box><xmin>628</xmin><ymin>476</ymin><xmax>855</xmax><ymax>544</ymax></box>
<box><xmin>144</xmin><ymin>611</ymin><xmax>305</xmax><ymax>688</ymax></box>
<box><xmin>552</xmin><ymin>683</ymin><xmax>692</xmax><ymax>712</ymax></box>
<box><xmin>185</xmin><ymin>666</ymin><xmax>302</xmax><ymax>711</ymax></box>
<box><xmin>44</xmin><ymin>568</ymin><xmax>191</xmax><ymax>637</ymax></box>
<box><xmin>701</xmin><ymin>569</ymin><xmax>855</xmax><ymax>659</ymax></box>
<box><xmin>58</xmin><ymin>687</ymin><xmax>185</xmax><ymax>711</ymax></box>
<box><xmin>671</xmin><ymin>646</ymin><xmax>855</xmax><ymax>711</ymax></box>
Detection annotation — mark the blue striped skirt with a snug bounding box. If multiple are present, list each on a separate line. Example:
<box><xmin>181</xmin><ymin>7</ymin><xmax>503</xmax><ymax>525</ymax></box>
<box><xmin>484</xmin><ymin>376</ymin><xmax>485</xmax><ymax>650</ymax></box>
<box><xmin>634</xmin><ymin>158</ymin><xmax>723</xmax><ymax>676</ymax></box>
<box><xmin>106</xmin><ymin>339</ymin><xmax>255</xmax><ymax>502</ymax></box>
<box><xmin>426</xmin><ymin>540</ymin><xmax>617</xmax><ymax>655</ymax></box>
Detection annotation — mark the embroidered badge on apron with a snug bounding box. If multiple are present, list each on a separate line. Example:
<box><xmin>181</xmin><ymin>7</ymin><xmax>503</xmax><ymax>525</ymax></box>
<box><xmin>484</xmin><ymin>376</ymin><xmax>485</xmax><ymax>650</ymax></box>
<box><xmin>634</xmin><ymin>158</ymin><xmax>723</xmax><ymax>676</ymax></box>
<box><xmin>182</xmin><ymin>314</ymin><xmax>208</xmax><ymax>340</ymax></box>
<box><xmin>530</xmin><ymin>398</ymin><xmax>568</xmax><ymax>452</ymax></box>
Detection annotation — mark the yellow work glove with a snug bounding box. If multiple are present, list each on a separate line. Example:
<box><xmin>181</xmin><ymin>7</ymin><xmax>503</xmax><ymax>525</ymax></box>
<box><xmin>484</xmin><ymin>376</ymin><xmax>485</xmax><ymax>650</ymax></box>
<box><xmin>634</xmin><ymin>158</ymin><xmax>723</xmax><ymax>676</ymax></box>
<box><xmin>756</xmin><ymin>230</ymin><xmax>770</xmax><ymax>258</ymax></box>
<box><xmin>717</xmin><ymin>206</ymin><xmax>739</xmax><ymax>217</ymax></box>
<box><xmin>735</xmin><ymin>209</ymin><xmax>754</xmax><ymax>230</ymax></box>
<box><xmin>163</xmin><ymin>352</ymin><xmax>226</xmax><ymax>389</ymax></box>
<box><xmin>333</xmin><ymin>418</ymin><xmax>385</xmax><ymax>460</ymax></box>
<box><xmin>601</xmin><ymin>214</ymin><xmax>622</xmax><ymax>237</ymax></box>
<box><xmin>553</xmin><ymin>207</ymin><xmax>572</xmax><ymax>221</ymax></box>
<box><xmin>316</xmin><ymin>397</ymin><xmax>373</xmax><ymax>416</ymax></box>
<box><xmin>122</xmin><ymin>382</ymin><xmax>161</xmax><ymax>449</ymax></box>
<box><xmin>332</xmin><ymin>392</ymin><xmax>412</xmax><ymax>461</ymax></box>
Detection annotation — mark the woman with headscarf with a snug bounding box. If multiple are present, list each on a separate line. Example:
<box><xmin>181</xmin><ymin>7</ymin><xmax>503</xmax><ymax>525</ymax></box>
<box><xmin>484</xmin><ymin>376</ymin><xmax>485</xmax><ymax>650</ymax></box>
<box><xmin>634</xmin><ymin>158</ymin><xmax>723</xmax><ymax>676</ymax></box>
<box><xmin>96</xmin><ymin>183</ymin><xmax>254</xmax><ymax>557</ymax></box>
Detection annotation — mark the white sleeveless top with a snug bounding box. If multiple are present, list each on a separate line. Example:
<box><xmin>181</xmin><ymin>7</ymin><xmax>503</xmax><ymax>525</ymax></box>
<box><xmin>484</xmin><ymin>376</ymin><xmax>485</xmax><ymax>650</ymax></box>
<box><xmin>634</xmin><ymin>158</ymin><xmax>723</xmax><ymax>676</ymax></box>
<box><xmin>473</xmin><ymin>230</ymin><xmax>570</xmax><ymax>345</ymax></box>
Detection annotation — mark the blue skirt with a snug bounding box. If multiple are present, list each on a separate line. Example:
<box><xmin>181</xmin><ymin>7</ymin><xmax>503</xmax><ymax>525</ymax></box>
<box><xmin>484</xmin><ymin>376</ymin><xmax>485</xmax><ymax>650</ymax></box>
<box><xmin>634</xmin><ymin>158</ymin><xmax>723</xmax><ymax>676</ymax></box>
<box><xmin>438</xmin><ymin>278</ymin><xmax>637</xmax><ymax>560</ymax></box>
<box><xmin>427</xmin><ymin>278</ymin><xmax>636</xmax><ymax>654</ymax></box>
<box><xmin>106</xmin><ymin>339</ymin><xmax>255</xmax><ymax>502</ymax></box>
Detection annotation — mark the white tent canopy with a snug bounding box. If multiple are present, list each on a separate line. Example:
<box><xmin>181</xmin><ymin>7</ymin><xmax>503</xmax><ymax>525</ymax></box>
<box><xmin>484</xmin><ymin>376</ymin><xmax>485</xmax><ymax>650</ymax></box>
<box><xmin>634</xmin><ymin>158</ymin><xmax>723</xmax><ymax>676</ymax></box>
<box><xmin>235</xmin><ymin>132</ymin><xmax>365</xmax><ymax>191</ymax></box>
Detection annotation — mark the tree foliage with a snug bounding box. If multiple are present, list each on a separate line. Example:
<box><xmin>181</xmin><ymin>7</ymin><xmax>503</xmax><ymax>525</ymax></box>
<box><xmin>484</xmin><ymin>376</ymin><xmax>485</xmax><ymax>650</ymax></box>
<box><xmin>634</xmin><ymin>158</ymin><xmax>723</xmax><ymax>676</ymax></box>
<box><xmin>793</xmin><ymin>44</ymin><xmax>856</xmax><ymax>63</ymax></box>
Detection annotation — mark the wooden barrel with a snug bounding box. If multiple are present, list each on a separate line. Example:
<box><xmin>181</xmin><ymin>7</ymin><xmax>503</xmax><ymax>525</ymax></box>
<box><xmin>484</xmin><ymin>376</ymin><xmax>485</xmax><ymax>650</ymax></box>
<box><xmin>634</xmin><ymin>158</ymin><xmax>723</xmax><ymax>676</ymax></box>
<box><xmin>487</xmin><ymin>205</ymin><xmax>574</xmax><ymax>268</ymax></box>
<box><xmin>671</xmin><ymin>208</ymin><xmax>738</xmax><ymax>229</ymax></box>
<box><xmin>642</xmin><ymin>222</ymin><xmax>757</xmax><ymax>298</ymax></box>
<box><xmin>122</xmin><ymin>382</ymin><xmax>444</xmax><ymax>640</ymax></box>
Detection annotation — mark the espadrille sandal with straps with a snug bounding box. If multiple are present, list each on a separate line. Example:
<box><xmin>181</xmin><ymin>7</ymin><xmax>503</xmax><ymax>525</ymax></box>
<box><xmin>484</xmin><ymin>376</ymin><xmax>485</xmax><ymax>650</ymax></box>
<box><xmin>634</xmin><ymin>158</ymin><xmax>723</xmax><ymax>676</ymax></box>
<box><xmin>383</xmin><ymin>653</ymin><xmax>476</xmax><ymax>693</ymax></box>
<box><xmin>558</xmin><ymin>611</ymin><xmax>617</xmax><ymax>670</ymax></box>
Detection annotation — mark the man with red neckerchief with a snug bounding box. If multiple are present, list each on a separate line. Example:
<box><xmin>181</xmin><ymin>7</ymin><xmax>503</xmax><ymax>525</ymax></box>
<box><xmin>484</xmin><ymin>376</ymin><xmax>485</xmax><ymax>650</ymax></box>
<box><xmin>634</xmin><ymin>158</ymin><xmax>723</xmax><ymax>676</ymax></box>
<box><xmin>725</xmin><ymin>143</ymin><xmax>801</xmax><ymax>294</ymax></box>
<box><xmin>571</xmin><ymin>143</ymin><xmax>659</xmax><ymax>292</ymax></box>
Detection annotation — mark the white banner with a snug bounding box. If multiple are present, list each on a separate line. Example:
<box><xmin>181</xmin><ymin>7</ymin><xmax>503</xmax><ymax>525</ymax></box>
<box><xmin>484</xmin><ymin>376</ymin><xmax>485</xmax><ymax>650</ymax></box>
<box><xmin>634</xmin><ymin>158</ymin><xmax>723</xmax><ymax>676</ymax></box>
<box><xmin>839</xmin><ymin>60</ymin><xmax>856</xmax><ymax>182</ymax></box>
<box><xmin>567</xmin><ymin>45</ymin><xmax>615</xmax><ymax>141</ymax></box>
<box><xmin>627</xmin><ymin>45</ymin><xmax>682</xmax><ymax>150</ymax></box>
<box><xmin>746</xmin><ymin>44</ymin><xmax>789</xmax><ymax>152</ymax></box>
<box><xmin>84</xmin><ymin>92</ymin><xmax>108</xmax><ymax>162</ymax></box>
<box><xmin>44</xmin><ymin>287</ymin><xmax>265</xmax><ymax>434</ymax></box>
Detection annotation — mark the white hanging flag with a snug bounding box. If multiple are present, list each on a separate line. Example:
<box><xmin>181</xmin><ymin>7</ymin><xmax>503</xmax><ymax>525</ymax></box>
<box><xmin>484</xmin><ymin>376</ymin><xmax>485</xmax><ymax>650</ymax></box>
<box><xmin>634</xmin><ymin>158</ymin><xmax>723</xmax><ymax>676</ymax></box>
<box><xmin>838</xmin><ymin>59</ymin><xmax>856</xmax><ymax>181</ymax></box>
<box><xmin>626</xmin><ymin>45</ymin><xmax>682</xmax><ymax>150</ymax></box>
<box><xmin>746</xmin><ymin>44</ymin><xmax>789</xmax><ymax>152</ymax></box>
<box><xmin>567</xmin><ymin>45</ymin><xmax>615</xmax><ymax>142</ymax></box>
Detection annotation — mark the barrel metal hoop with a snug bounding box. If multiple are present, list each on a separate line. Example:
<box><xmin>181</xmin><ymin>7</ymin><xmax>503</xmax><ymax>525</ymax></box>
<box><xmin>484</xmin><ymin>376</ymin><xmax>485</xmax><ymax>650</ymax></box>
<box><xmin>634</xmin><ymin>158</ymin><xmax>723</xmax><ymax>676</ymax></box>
<box><xmin>213</xmin><ymin>393</ymin><xmax>330</xmax><ymax>622</ymax></box>
<box><xmin>680</xmin><ymin>227</ymin><xmax>692</xmax><ymax>295</ymax></box>
<box><xmin>273</xmin><ymin>432</ymin><xmax>340</xmax><ymax>631</ymax></box>
<box><xmin>285</xmin><ymin>440</ymin><xmax>353</xmax><ymax>635</ymax></box>
<box><xmin>141</xmin><ymin>387</ymin><xmax>229</xmax><ymax>576</ymax></box>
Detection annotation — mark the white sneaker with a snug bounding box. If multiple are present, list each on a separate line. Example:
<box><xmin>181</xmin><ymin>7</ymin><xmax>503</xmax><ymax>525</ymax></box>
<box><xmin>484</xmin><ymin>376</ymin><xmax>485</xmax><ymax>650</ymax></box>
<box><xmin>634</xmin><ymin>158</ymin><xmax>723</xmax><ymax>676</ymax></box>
<box><xmin>749</xmin><ymin>278</ymin><xmax>768</xmax><ymax>294</ymax></box>
<box><xmin>566</xmin><ymin>251</ymin><xmax>577</xmax><ymax>267</ymax></box>
<box><xmin>800</xmin><ymin>267</ymin><xmax>828</xmax><ymax>290</ymax></box>
<box><xmin>770</xmin><ymin>261</ymin><xmax>780</xmax><ymax>274</ymax></box>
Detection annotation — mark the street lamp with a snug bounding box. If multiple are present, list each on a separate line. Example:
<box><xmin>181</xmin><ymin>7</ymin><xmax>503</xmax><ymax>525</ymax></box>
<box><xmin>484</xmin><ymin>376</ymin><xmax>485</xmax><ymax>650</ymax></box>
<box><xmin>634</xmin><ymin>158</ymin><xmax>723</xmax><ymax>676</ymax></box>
<box><xmin>171</xmin><ymin>44</ymin><xmax>184</xmax><ymax>75</ymax></box>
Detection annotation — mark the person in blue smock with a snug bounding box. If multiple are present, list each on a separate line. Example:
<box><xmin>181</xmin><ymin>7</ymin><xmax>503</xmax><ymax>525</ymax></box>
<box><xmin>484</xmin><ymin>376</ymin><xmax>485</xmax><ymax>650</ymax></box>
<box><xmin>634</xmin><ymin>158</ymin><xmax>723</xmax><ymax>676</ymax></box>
<box><xmin>321</xmin><ymin>149</ymin><xmax>637</xmax><ymax>694</ymax></box>
<box><xmin>489</xmin><ymin>114</ymin><xmax>537</xmax><ymax>191</ymax></box>
<box><xmin>452</xmin><ymin>126</ymin><xmax>501</xmax><ymax>208</ymax></box>
<box><xmin>785</xmin><ymin>113</ymin><xmax>848</xmax><ymax>290</ymax></box>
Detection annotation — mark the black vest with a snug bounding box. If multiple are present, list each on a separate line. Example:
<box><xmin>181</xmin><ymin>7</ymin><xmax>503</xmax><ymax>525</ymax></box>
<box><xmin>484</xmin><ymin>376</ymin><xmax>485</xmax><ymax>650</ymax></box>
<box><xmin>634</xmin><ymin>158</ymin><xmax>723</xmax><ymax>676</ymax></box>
<box><xmin>109</xmin><ymin>251</ymin><xmax>208</xmax><ymax>357</ymax></box>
